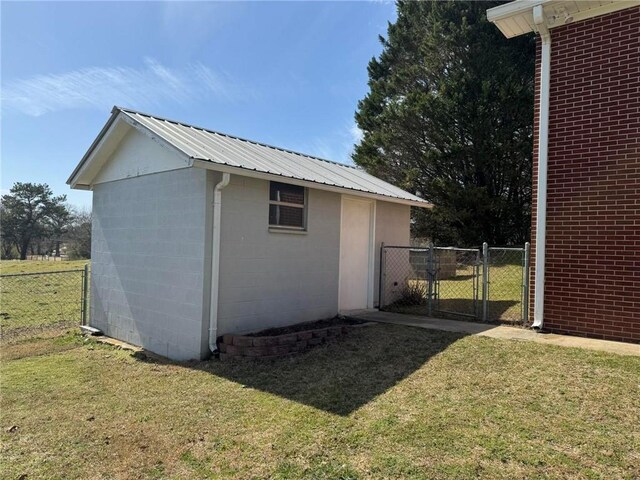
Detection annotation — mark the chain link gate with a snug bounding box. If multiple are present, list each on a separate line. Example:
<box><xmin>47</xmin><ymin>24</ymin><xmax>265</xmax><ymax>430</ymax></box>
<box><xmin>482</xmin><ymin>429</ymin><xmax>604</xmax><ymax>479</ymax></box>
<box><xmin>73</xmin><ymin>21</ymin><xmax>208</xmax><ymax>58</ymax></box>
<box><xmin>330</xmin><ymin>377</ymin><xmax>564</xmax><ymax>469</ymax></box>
<box><xmin>432</xmin><ymin>247</ymin><xmax>482</xmax><ymax>319</ymax></box>
<box><xmin>485</xmin><ymin>245</ymin><xmax>530</xmax><ymax>324</ymax></box>
<box><xmin>380</xmin><ymin>243</ymin><xmax>530</xmax><ymax>324</ymax></box>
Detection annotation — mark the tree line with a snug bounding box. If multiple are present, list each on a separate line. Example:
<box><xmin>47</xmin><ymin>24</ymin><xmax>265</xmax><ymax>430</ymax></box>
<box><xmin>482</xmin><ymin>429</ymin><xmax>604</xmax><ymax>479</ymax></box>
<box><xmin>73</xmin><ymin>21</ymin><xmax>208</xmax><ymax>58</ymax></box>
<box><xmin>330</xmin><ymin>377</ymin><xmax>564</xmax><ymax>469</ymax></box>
<box><xmin>353</xmin><ymin>1</ymin><xmax>535</xmax><ymax>246</ymax></box>
<box><xmin>1</xmin><ymin>182</ymin><xmax>91</xmax><ymax>260</ymax></box>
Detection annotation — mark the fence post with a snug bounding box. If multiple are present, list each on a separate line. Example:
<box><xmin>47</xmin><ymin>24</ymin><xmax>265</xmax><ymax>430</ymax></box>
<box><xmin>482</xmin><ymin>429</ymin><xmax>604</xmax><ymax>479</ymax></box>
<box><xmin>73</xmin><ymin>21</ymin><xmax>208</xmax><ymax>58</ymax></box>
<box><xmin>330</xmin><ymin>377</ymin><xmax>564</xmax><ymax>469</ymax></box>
<box><xmin>523</xmin><ymin>242</ymin><xmax>531</xmax><ymax>325</ymax></box>
<box><xmin>82</xmin><ymin>264</ymin><xmax>89</xmax><ymax>326</ymax></box>
<box><xmin>427</xmin><ymin>246</ymin><xmax>434</xmax><ymax>317</ymax></box>
<box><xmin>379</xmin><ymin>243</ymin><xmax>385</xmax><ymax>310</ymax></box>
<box><xmin>482</xmin><ymin>242</ymin><xmax>489</xmax><ymax>322</ymax></box>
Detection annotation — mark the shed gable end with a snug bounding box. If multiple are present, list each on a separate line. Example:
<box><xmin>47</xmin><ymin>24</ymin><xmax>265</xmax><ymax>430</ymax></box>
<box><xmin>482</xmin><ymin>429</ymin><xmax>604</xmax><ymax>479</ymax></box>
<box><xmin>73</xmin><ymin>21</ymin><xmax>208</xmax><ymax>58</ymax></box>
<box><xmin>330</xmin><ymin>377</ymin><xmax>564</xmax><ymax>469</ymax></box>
<box><xmin>93</xmin><ymin>128</ymin><xmax>190</xmax><ymax>186</ymax></box>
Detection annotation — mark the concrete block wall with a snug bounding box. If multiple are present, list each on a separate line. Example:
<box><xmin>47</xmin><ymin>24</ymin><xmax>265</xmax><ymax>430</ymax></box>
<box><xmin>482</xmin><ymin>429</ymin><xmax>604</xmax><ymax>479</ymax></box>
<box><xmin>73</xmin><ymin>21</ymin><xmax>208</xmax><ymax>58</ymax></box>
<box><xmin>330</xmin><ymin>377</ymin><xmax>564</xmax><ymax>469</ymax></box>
<box><xmin>91</xmin><ymin>168</ymin><xmax>210</xmax><ymax>359</ymax></box>
<box><xmin>374</xmin><ymin>202</ymin><xmax>411</xmax><ymax>307</ymax></box>
<box><xmin>217</xmin><ymin>174</ymin><xmax>342</xmax><ymax>335</ymax></box>
<box><xmin>531</xmin><ymin>7</ymin><xmax>640</xmax><ymax>343</ymax></box>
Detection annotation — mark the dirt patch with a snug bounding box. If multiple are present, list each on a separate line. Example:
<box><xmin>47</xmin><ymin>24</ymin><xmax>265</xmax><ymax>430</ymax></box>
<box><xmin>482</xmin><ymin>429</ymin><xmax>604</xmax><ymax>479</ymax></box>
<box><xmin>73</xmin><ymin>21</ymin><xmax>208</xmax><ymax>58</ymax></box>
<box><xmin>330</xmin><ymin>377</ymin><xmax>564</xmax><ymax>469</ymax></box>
<box><xmin>1</xmin><ymin>333</ymin><xmax>84</xmax><ymax>361</ymax></box>
<box><xmin>0</xmin><ymin>321</ymin><xmax>78</xmax><ymax>343</ymax></box>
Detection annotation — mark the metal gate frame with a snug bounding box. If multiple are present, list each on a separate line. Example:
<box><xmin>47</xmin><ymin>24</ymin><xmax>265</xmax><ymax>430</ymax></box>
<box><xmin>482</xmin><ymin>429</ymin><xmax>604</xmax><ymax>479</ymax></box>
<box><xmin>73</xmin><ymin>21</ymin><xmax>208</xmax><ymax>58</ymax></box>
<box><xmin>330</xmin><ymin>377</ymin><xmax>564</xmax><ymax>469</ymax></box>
<box><xmin>379</xmin><ymin>242</ymin><xmax>530</xmax><ymax>324</ymax></box>
<box><xmin>432</xmin><ymin>247</ymin><xmax>482</xmax><ymax>319</ymax></box>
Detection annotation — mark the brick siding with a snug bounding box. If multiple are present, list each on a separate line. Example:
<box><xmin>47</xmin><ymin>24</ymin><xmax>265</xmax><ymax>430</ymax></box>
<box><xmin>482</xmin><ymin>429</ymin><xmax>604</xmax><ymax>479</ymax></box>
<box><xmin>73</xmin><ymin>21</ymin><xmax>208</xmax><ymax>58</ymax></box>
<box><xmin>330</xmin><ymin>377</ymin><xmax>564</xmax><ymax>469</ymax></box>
<box><xmin>531</xmin><ymin>7</ymin><xmax>640</xmax><ymax>343</ymax></box>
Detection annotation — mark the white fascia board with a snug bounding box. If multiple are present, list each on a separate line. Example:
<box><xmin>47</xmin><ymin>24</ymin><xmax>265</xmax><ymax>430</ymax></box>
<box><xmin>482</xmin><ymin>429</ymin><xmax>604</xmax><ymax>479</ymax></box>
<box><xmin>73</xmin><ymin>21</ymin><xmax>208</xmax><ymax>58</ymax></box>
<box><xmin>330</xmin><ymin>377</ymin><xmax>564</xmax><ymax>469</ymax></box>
<box><xmin>556</xmin><ymin>1</ymin><xmax>640</xmax><ymax>28</ymax></box>
<box><xmin>67</xmin><ymin>110</ymin><xmax>194</xmax><ymax>190</ymax></box>
<box><xmin>67</xmin><ymin>114</ymin><xmax>130</xmax><ymax>188</ymax></box>
<box><xmin>487</xmin><ymin>0</ymin><xmax>640</xmax><ymax>38</ymax></box>
<box><xmin>487</xmin><ymin>0</ymin><xmax>546</xmax><ymax>24</ymax></box>
<box><xmin>192</xmin><ymin>159</ymin><xmax>432</xmax><ymax>209</ymax></box>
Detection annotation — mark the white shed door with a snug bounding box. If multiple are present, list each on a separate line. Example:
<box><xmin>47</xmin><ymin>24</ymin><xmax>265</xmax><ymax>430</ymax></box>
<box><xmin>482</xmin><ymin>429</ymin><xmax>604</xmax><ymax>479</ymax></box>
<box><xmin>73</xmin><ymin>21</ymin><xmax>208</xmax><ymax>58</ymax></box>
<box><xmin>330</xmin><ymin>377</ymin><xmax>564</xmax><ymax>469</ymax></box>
<box><xmin>339</xmin><ymin>197</ymin><xmax>373</xmax><ymax>311</ymax></box>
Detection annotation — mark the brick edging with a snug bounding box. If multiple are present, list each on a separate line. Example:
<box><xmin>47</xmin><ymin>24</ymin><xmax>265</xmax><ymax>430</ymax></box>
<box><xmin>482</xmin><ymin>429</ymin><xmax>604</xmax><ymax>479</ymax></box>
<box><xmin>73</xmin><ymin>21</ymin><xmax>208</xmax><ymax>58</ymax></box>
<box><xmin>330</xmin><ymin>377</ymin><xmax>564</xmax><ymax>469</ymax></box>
<box><xmin>218</xmin><ymin>323</ymin><xmax>372</xmax><ymax>360</ymax></box>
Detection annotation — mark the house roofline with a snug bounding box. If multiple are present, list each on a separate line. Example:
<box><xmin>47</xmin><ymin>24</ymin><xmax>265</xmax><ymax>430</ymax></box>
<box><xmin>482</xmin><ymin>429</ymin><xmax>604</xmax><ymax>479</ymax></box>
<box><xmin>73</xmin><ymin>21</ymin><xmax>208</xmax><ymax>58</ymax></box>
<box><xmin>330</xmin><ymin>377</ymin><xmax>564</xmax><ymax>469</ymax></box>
<box><xmin>191</xmin><ymin>160</ymin><xmax>432</xmax><ymax>208</ymax></box>
<box><xmin>66</xmin><ymin>106</ymin><xmax>120</xmax><ymax>186</ymax></box>
<box><xmin>116</xmin><ymin>106</ymin><xmax>361</xmax><ymax>170</ymax></box>
<box><xmin>487</xmin><ymin>0</ymin><xmax>640</xmax><ymax>38</ymax></box>
<box><xmin>68</xmin><ymin>106</ymin><xmax>431</xmax><ymax>208</ymax></box>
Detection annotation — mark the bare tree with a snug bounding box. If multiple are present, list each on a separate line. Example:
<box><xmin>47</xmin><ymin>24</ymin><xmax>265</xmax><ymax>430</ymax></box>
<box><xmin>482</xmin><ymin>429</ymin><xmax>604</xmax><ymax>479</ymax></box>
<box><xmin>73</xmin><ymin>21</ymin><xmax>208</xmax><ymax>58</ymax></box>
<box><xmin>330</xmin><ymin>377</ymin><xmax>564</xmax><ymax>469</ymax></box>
<box><xmin>65</xmin><ymin>207</ymin><xmax>92</xmax><ymax>259</ymax></box>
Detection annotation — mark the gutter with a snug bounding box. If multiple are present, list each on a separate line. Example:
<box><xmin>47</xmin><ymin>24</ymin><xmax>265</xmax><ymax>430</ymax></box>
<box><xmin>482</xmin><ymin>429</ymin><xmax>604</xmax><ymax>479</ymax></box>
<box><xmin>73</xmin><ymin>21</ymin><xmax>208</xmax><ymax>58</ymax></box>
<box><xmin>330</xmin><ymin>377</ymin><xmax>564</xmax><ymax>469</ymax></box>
<box><xmin>208</xmin><ymin>172</ymin><xmax>231</xmax><ymax>353</ymax></box>
<box><xmin>532</xmin><ymin>5</ymin><xmax>551</xmax><ymax>330</ymax></box>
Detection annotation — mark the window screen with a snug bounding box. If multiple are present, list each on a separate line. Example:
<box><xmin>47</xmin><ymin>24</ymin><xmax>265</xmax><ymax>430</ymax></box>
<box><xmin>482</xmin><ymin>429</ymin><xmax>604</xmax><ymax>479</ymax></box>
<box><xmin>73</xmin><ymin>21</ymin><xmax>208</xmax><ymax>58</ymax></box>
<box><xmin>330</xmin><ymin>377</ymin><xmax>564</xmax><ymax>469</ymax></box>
<box><xmin>269</xmin><ymin>182</ymin><xmax>306</xmax><ymax>229</ymax></box>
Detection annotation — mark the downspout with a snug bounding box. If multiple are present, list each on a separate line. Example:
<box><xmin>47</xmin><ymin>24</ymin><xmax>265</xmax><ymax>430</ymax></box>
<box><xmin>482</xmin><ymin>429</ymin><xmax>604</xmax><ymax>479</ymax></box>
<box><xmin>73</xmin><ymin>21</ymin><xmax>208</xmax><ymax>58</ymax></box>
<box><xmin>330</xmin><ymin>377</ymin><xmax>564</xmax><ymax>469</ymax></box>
<box><xmin>208</xmin><ymin>172</ymin><xmax>231</xmax><ymax>353</ymax></box>
<box><xmin>532</xmin><ymin>5</ymin><xmax>550</xmax><ymax>330</ymax></box>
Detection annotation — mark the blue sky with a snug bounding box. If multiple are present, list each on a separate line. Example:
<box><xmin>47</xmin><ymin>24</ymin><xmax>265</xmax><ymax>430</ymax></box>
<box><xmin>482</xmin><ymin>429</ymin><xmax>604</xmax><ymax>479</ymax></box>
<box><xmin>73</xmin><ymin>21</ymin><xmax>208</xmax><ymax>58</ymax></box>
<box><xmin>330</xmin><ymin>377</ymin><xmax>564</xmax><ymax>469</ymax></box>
<box><xmin>1</xmin><ymin>1</ymin><xmax>396</xmax><ymax>209</ymax></box>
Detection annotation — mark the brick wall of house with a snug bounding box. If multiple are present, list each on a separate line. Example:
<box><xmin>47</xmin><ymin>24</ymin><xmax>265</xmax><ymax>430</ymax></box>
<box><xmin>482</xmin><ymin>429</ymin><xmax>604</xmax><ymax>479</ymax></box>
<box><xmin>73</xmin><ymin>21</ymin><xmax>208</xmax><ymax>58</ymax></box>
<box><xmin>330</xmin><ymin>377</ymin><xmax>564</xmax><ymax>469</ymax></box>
<box><xmin>530</xmin><ymin>7</ymin><xmax>640</xmax><ymax>343</ymax></box>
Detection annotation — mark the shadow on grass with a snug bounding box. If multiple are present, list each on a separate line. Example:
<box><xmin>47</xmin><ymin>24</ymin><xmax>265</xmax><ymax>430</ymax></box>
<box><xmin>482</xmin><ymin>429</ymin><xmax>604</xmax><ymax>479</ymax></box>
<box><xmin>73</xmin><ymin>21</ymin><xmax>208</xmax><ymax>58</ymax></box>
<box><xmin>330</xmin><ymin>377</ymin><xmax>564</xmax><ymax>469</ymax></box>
<box><xmin>133</xmin><ymin>324</ymin><xmax>465</xmax><ymax>416</ymax></box>
<box><xmin>386</xmin><ymin>299</ymin><xmax>520</xmax><ymax>323</ymax></box>
<box><xmin>439</xmin><ymin>274</ymin><xmax>476</xmax><ymax>282</ymax></box>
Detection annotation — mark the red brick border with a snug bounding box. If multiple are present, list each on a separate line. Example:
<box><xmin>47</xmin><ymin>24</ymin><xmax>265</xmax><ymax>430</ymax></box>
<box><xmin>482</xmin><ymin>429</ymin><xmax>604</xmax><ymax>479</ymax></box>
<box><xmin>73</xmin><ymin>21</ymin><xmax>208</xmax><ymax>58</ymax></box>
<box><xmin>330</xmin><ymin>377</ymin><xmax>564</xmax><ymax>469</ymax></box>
<box><xmin>218</xmin><ymin>324</ymin><xmax>367</xmax><ymax>360</ymax></box>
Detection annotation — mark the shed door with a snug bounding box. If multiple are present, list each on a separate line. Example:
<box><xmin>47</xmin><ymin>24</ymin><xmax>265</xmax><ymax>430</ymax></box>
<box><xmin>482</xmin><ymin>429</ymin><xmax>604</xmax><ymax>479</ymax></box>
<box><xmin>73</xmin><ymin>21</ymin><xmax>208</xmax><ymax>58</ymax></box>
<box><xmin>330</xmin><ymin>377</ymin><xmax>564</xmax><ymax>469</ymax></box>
<box><xmin>339</xmin><ymin>197</ymin><xmax>374</xmax><ymax>311</ymax></box>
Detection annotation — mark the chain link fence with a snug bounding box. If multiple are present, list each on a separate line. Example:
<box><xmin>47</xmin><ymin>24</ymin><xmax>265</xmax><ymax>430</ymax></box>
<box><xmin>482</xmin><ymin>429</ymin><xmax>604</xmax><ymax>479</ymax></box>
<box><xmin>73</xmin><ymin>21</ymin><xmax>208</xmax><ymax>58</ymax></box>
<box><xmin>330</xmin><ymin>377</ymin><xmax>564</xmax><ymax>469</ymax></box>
<box><xmin>434</xmin><ymin>247</ymin><xmax>481</xmax><ymax>319</ymax></box>
<box><xmin>380</xmin><ymin>243</ymin><xmax>530</xmax><ymax>324</ymax></box>
<box><xmin>0</xmin><ymin>266</ymin><xmax>89</xmax><ymax>342</ymax></box>
<box><xmin>486</xmin><ymin>246</ymin><xmax>530</xmax><ymax>324</ymax></box>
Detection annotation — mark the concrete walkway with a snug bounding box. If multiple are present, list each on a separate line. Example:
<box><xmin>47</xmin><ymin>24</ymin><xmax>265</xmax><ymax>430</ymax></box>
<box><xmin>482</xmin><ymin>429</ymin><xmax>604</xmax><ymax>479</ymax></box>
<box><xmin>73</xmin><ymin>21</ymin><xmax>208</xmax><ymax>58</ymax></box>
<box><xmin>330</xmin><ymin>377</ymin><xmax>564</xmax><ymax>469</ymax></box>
<box><xmin>345</xmin><ymin>310</ymin><xmax>640</xmax><ymax>357</ymax></box>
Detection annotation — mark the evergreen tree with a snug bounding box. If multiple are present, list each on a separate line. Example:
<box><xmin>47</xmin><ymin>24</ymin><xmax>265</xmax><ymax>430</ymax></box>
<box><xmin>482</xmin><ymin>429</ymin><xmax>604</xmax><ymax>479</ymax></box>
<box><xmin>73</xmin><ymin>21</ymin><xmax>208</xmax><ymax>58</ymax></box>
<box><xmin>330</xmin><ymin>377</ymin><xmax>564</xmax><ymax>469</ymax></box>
<box><xmin>354</xmin><ymin>0</ymin><xmax>535</xmax><ymax>246</ymax></box>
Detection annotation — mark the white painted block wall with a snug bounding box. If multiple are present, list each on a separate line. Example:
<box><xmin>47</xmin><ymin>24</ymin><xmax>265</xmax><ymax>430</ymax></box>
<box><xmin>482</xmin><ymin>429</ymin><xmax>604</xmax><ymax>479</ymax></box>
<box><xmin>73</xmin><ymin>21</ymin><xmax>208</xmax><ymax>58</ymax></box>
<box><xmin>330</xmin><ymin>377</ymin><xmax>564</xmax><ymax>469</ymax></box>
<box><xmin>373</xmin><ymin>201</ymin><xmax>412</xmax><ymax>306</ymax></box>
<box><xmin>90</xmin><ymin>165</ymin><xmax>413</xmax><ymax>358</ymax></box>
<box><xmin>216</xmin><ymin>174</ymin><xmax>342</xmax><ymax>335</ymax></box>
<box><xmin>90</xmin><ymin>168</ymin><xmax>210</xmax><ymax>360</ymax></box>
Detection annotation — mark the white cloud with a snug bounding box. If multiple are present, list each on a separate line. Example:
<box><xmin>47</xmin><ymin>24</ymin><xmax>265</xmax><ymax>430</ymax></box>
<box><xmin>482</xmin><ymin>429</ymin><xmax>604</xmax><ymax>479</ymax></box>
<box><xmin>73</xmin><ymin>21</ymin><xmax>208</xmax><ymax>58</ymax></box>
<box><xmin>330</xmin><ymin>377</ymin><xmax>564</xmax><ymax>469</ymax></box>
<box><xmin>350</xmin><ymin>123</ymin><xmax>364</xmax><ymax>144</ymax></box>
<box><xmin>1</xmin><ymin>58</ymin><xmax>245</xmax><ymax>117</ymax></box>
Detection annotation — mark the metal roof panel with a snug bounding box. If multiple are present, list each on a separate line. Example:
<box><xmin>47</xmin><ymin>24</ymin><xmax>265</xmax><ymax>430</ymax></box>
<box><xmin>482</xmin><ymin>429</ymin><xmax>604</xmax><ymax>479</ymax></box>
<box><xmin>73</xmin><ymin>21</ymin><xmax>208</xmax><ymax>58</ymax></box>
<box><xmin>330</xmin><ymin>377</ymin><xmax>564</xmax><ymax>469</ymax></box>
<box><xmin>115</xmin><ymin>108</ymin><xmax>428</xmax><ymax>205</ymax></box>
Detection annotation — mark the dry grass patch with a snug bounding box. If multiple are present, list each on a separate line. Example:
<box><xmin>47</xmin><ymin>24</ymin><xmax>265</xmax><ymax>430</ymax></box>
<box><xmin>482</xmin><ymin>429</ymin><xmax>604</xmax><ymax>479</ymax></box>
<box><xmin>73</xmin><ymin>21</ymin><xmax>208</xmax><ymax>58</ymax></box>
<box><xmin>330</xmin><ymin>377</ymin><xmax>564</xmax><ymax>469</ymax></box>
<box><xmin>1</xmin><ymin>325</ymin><xmax>639</xmax><ymax>479</ymax></box>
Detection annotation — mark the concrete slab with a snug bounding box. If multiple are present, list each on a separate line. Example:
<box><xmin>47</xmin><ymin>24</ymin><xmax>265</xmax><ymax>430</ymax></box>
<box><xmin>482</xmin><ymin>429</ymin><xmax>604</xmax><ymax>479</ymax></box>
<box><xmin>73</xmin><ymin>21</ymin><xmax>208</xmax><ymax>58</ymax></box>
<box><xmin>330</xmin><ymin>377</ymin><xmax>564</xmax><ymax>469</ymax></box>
<box><xmin>346</xmin><ymin>311</ymin><xmax>640</xmax><ymax>357</ymax></box>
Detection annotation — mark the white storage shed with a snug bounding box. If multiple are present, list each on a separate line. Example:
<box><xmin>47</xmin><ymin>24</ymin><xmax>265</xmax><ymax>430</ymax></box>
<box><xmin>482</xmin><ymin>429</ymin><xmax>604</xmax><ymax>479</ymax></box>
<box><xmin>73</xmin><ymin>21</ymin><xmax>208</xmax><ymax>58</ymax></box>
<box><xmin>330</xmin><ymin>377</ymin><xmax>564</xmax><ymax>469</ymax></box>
<box><xmin>68</xmin><ymin>107</ymin><xmax>430</xmax><ymax>360</ymax></box>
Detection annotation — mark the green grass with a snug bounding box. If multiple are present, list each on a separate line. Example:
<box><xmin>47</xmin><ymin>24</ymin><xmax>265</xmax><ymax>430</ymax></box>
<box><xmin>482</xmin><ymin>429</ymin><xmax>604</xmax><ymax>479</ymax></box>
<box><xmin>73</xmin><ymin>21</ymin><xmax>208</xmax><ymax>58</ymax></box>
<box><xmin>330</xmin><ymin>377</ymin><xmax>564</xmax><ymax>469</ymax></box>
<box><xmin>2</xmin><ymin>325</ymin><xmax>639</xmax><ymax>479</ymax></box>
<box><xmin>0</xmin><ymin>259</ymin><xmax>89</xmax><ymax>275</ymax></box>
<box><xmin>389</xmin><ymin>263</ymin><xmax>524</xmax><ymax>323</ymax></box>
<box><xmin>0</xmin><ymin>260</ymin><xmax>89</xmax><ymax>342</ymax></box>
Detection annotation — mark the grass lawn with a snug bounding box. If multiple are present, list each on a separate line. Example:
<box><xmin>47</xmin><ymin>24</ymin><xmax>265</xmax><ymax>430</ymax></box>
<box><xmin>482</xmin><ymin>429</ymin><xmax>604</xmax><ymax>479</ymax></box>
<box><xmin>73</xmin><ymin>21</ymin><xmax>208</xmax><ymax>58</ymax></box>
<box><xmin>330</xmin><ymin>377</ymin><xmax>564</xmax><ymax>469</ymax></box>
<box><xmin>390</xmin><ymin>263</ymin><xmax>525</xmax><ymax>323</ymax></box>
<box><xmin>0</xmin><ymin>260</ymin><xmax>90</xmax><ymax>342</ymax></box>
<box><xmin>0</xmin><ymin>259</ymin><xmax>89</xmax><ymax>275</ymax></box>
<box><xmin>2</xmin><ymin>324</ymin><xmax>639</xmax><ymax>479</ymax></box>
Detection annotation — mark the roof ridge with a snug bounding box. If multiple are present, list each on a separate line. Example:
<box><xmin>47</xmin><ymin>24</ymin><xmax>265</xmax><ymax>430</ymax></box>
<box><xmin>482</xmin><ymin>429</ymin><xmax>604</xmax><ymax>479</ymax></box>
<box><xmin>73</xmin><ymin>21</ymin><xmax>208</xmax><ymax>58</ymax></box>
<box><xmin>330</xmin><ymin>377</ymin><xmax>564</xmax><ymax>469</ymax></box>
<box><xmin>115</xmin><ymin>106</ymin><xmax>360</xmax><ymax>170</ymax></box>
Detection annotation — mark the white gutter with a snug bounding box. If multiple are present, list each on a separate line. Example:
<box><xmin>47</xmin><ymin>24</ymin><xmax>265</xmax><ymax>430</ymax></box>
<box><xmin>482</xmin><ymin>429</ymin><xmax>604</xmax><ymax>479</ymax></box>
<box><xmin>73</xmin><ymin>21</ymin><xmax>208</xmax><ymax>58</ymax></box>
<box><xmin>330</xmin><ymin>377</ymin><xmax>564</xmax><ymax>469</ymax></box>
<box><xmin>532</xmin><ymin>5</ymin><xmax>551</xmax><ymax>330</ymax></box>
<box><xmin>208</xmin><ymin>172</ymin><xmax>231</xmax><ymax>353</ymax></box>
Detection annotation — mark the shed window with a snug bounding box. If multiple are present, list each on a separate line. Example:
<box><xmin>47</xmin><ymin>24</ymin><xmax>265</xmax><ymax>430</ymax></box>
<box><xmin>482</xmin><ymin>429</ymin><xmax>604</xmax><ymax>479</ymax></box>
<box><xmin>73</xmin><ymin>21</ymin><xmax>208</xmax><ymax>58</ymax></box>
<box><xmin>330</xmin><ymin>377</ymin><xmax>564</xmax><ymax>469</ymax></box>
<box><xmin>269</xmin><ymin>181</ymin><xmax>306</xmax><ymax>229</ymax></box>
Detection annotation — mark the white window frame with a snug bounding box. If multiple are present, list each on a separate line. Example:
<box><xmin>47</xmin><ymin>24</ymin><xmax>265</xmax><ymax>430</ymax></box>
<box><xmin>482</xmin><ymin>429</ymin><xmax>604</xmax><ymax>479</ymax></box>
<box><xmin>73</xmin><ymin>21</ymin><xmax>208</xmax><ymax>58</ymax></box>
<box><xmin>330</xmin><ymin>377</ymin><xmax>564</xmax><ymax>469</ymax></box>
<box><xmin>268</xmin><ymin>182</ymin><xmax>308</xmax><ymax>231</ymax></box>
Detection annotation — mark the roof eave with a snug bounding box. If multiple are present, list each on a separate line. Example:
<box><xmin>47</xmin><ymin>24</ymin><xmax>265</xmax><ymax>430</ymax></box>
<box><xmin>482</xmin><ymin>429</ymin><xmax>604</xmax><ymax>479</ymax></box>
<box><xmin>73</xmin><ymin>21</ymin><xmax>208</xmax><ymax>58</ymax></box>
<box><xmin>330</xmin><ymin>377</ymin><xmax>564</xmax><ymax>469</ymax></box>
<box><xmin>67</xmin><ymin>108</ymin><xmax>195</xmax><ymax>189</ymax></box>
<box><xmin>67</xmin><ymin>107</ymin><xmax>121</xmax><ymax>187</ymax></box>
<box><xmin>487</xmin><ymin>0</ymin><xmax>544</xmax><ymax>24</ymax></box>
<box><xmin>487</xmin><ymin>0</ymin><xmax>640</xmax><ymax>38</ymax></box>
<box><xmin>192</xmin><ymin>159</ymin><xmax>432</xmax><ymax>208</ymax></box>
<box><xmin>68</xmin><ymin>106</ymin><xmax>430</xmax><ymax>207</ymax></box>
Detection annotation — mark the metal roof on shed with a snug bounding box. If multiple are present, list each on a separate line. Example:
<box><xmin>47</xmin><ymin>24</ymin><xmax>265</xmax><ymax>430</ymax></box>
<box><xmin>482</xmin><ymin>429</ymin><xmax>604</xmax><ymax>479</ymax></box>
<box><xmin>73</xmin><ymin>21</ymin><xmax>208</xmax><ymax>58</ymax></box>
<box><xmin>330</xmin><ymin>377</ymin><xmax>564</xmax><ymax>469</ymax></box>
<box><xmin>69</xmin><ymin>107</ymin><xmax>429</xmax><ymax>207</ymax></box>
